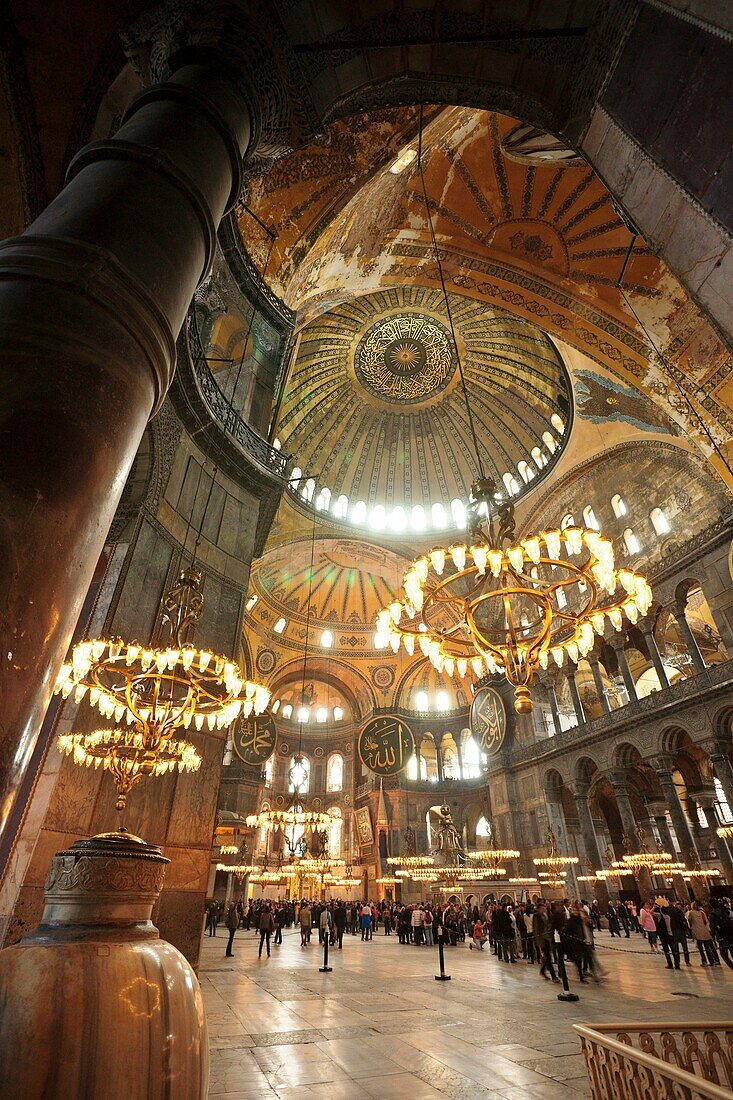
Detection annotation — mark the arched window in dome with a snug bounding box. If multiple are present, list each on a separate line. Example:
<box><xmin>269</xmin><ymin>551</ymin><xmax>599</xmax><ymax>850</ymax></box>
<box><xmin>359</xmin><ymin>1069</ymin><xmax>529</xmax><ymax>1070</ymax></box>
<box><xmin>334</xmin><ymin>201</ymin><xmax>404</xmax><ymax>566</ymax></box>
<box><xmin>543</xmin><ymin>431</ymin><xmax>557</xmax><ymax>454</ymax></box>
<box><xmin>282</xmin><ymin>704</ymin><xmax>293</xmax><ymax>719</ymax></box>
<box><xmin>288</xmin><ymin>755</ymin><xmax>310</xmax><ymax>793</ymax></box>
<box><xmin>290</xmin><ymin>467</ymin><xmax>302</xmax><ymax>490</ymax></box>
<box><xmin>611</xmin><ymin>494</ymin><xmax>627</xmax><ymax>518</ymax></box>
<box><xmin>351</xmin><ymin>500</ymin><xmax>367</xmax><ymax>524</ymax></box>
<box><xmin>583</xmin><ymin>506</ymin><xmax>600</xmax><ymax>531</ymax></box>
<box><xmin>327</xmin><ymin>807</ymin><xmax>342</xmax><ymax>858</ymax></box>
<box><xmin>551</xmin><ymin>413</ymin><xmax>565</xmax><ymax>434</ymax></box>
<box><xmin>561</xmin><ymin>513</ymin><xmax>575</xmax><ymax>530</ymax></box>
<box><xmin>431</xmin><ymin>502</ymin><xmax>447</xmax><ymax>527</ymax></box>
<box><xmin>333</xmin><ymin>493</ymin><xmax>349</xmax><ymax>519</ymax></box>
<box><xmin>327</xmin><ymin>753</ymin><xmax>343</xmax><ymax>792</ymax></box>
<box><xmin>650</xmin><ymin>506</ymin><xmax>670</xmax><ymax>535</ymax></box>
<box><xmin>314</xmin><ymin>486</ymin><xmax>331</xmax><ymax>511</ymax></box>
<box><xmin>503</xmin><ymin>472</ymin><xmax>520</xmax><ymax>496</ymax></box>
<box><xmin>316</xmin><ymin>706</ymin><xmax>328</xmax><ymax>723</ymax></box>
<box><xmin>436</xmin><ymin>690</ymin><xmax>450</xmax><ymax>712</ymax></box>
<box><xmin>415</xmin><ymin>690</ymin><xmax>429</xmax><ymax>712</ymax></box>
<box><xmin>531</xmin><ymin>447</ymin><xmax>545</xmax><ymax>470</ymax></box>
<box><xmin>518</xmin><ymin>461</ymin><xmax>533</xmax><ymax>484</ymax></box>
<box><xmin>389</xmin><ymin>506</ymin><xmax>407</xmax><ymax>532</ymax></box>
<box><xmin>264</xmin><ymin>757</ymin><xmax>274</xmax><ymax>786</ymax></box>
<box><xmin>451</xmin><ymin>498</ymin><xmax>467</xmax><ymax>527</ymax></box>
<box><xmin>624</xmin><ymin>528</ymin><xmax>640</xmax><ymax>555</ymax></box>
<box><xmin>369</xmin><ymin>504</ymin><xmax>386</xmax><ymax>530</ymax></box>
<box><xmin>303</xmin><ymin>477</ymin><xmax>315</xmax><ymax>502</ymax></box>
<box><xmin>333</xmin><ymin>706</ymin><xmax>344</xmax><ymax>722</ymax></box>
<box><xmin>476</xmin><ymin>815</ymin><xmax>492</xmax><ymax>839</ymax></box>
<box><xmin>411</xmin><ymin>505</ymin><xmax>426</xmax><ymax>530</ymax></box>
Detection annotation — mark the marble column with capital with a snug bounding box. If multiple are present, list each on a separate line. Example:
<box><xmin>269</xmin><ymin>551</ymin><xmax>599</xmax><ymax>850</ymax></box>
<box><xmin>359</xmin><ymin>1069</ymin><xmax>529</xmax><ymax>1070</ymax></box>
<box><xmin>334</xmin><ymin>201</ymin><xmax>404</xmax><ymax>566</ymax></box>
<box><xmin>610</xmin><ymin>637</ymin><xmax>638</xmax><ymax>702</ymax></box>
<box><xmin>541</xmin><ymin>676</ymin><xmax>562</xmax><ymax>736</ymax></box>
<box><xmin>709</xmin><ymin>749</ymin><xmax>733</xmax><ymax>810</ymax></box>
<box><xmin>0</xmin><ymin>51</ymin><xmax>262</xmax><ymax>871</ymax></box>
<box><xmin>573</xmin><ymin>785</ymin><xmax>610</xmax><ymax>909</ymax></box>
<box><xmin>642</xmin><ymin>625</ymin><xmax>670</xmax><ymax>688</ymax></box>
<box><xmin>588</xmin><ymin>654</ymin><xmax>611</xmax><ymax>715</ymax></box>
<box><xmin>609</xmin><ymin>772</ymin><xmax>654</xmax><ymax>899</ymax></box>
<box><xmin>565</xmin><ymin>670</ymin><xmax>585</xmax><ymax>726</ymax></box>
<box><xmin>655</xmin><ymin>760</ymin><xmax>706</xmax><ymax>900</ymax></box>
<box><xmin>673</xmin><ymin>600</ymin><xmax>707</xmax><ymax>674</ymax></box>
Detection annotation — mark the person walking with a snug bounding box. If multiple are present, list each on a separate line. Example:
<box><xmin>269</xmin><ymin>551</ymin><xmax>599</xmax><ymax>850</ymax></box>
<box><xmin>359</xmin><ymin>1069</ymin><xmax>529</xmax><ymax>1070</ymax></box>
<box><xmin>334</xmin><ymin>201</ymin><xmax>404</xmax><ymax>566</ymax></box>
<box><xmin>319</xmin><ymin>904</ymin><xmax>333</xmax><ymax>947</ymax></box>
<box><xmin>273</xmin><ymin>904</ymin><xmax>283</xmax><ymax>946</ymax></box>
<box><xmin>424</xmin><ymin>905</ymin><xmax>434</xmax><ymax>947</ymax></box>
<box><xmin>533</xmin><ymin>901</ymin><xmax>559</xmax><ymax>982</ymax></box>
<box><xmin>655</xmin><ymin>904</ymin><xmax>675</xmax><ymax>969</ymax></box>
<box><xmin>360</xmin><ymin>903</ymin><xmax>372</xmax><ymax>941</ymax></box>
<box><xmin>258</xmin><ymin>903</ymin><xmax>275</xmax><ymax>958</ymax></box>
<box><xmin>383</xmin><ymin>905</ymin><xmax>392</xmax><ymax>935</ymax></box>
<box><xmin>669</xmin><ymin>902</ymin><xmax>691</xmax><ymax>967</ymax></box>
<box><xmin>640</xmin><ymin>901</ymin><xmax>659</xmax><ymax>952</ymax></box>
<box><xmin>334</xmin><ymin>901</ymin><xmax>346</xmax><ymax>949</ymax></box>
<box><xmin>711</xmin><ymin>900</ymin><xmax>733</xmax><ymax>970</ymax></box>
<box><xmin>206</xmin><ymin>900</ymin><xmax>219</xmax><ymax>937</ymax></box>
<box><xmin>225</xmin><ymin>898</ymin><xmax>239</xmax><ymax>958</ymax></box>
<box><xmin>411</xmin><ymin>903</ymin><xmax>425</xmax><ymax>946</ymax></box>
<box><xmin>299</xmin><ymin>901</ymin><xmax>312</xmax><ymax>947</ymax></box>
<box><xmin>687</xmin><ymin>902</ymin><xmax>720</xmax><ymax>966</ymax></box>
<box><xmin>616</xmin><ymin>901</ymin><xmax>631</xmax><ymax>938</ymax></box>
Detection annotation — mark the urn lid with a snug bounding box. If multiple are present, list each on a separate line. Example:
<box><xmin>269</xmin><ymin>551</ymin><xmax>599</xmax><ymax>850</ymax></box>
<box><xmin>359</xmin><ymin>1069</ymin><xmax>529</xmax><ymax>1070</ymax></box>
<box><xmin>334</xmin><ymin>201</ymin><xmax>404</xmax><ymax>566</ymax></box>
<box><xmin>42</xmin><ymin>829</ymin><xmax>170</xmax><ymax>926</ymax></box>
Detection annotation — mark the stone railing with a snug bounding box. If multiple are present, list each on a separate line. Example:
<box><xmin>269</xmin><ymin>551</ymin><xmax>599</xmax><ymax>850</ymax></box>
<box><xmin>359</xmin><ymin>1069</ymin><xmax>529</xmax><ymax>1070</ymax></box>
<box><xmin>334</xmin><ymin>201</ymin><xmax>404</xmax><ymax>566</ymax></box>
<box><xmin>508</xmin><ymin>660</ymin><xmax>733</xmax><ymax>767</ymax></box>
<box><xmin>186</xmin><ymin>316</ymin><xmax>290</xmax><ymax>480</ymax></box>
<box><xmin>574</xmin><ymin>1022</ymin><xmax>733</xmax><ymax>1100</ymax></box>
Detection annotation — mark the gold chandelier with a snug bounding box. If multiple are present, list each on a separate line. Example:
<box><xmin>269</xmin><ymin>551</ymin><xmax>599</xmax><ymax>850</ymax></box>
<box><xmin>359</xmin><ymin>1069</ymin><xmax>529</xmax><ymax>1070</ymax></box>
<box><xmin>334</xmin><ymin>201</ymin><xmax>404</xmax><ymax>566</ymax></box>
<box><xmin>376</xmin><ymin>479</ymin><xmax>652</xmax><ymax>713</ymax></box>
<box><xmin>245</xmin><ymin>801</ymin><xmax>332</xmax><ymax>833</ymax></box>
<box><xmin>55</xmin><ymin>568</ymin><xmax>268</xmax><ymax>811</ymax></box>
<box><xmin>58</xmin><ymin>727</ymin><xmax>201</xmax><ymax>812</ymax></box>
<box><xmin>718</xmin><ymin>825</ymin><xmax>733</xmax><ymax>840</ymax></box>
<box><xmin>533</xmin><ymin>827</ymin><xmax>579</xmax><ymax>875</ymax></box>
<box><xmin>387</xmin><ymin>855</ymin><xmax>435</xmax><ymax>870</ymax></box>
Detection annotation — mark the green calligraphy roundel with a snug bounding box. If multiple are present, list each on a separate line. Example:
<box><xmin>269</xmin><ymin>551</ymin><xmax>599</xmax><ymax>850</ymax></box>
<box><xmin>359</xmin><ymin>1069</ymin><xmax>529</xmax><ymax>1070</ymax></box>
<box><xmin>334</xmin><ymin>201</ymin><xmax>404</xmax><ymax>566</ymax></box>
<box><xmin>233</xmin><ymin>714</ymin><xmax>277</xmax><ymax>766</ymax></box>
<box><xmin>358</xmin><ymin>716</ymin><xmax>414</xmax><ymax>776</ymax></box>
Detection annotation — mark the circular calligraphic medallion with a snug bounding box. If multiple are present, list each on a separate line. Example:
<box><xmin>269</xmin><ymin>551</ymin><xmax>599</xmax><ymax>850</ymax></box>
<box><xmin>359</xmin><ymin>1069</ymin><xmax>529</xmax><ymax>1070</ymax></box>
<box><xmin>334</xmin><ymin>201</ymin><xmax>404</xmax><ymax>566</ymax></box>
<box><xmin>233</xmin><ymin>714</ymin><xmax>277</xmax><ymax>766</ymax></box>
<box><xmin>354</xmin><ymin>312</ymin><xmax>455</xmax><ymax>404</ymax></box>
<box><xmin>358</xmin><ymin>716</ymin><xmax>414</xmax><ymax>776</ymax></box>
<box><xmin>470</xmin><ymin>686</ymin><xmax>508</xmax><ymax>756</ymax></box>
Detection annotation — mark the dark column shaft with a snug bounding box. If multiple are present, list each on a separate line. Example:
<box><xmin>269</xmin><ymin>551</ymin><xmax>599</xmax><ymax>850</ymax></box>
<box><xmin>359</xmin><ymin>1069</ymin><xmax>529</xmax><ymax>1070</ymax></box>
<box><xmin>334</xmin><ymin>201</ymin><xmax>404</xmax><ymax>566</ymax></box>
<box><xmin>0</xmin><ymin>61</ymin><xmax>253</xmax><ymax>861</ymax></box>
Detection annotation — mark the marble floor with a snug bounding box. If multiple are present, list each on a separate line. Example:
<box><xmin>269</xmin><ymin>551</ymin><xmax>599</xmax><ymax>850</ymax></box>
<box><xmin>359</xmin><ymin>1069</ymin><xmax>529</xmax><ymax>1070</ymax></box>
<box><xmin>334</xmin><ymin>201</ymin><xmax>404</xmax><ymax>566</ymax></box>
<box><xmin>199</xmin><ymin>926</ymin><xmax>733</xmax><ymax>1099</ymax></box>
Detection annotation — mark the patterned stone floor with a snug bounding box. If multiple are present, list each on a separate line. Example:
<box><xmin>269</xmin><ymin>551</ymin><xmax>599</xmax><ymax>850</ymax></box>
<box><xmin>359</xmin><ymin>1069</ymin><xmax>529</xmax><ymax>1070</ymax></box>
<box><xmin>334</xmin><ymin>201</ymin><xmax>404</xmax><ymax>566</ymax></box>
<box><xmin>199</xmin><ymin>925</ymin><xmax>733</xmax><ymax>1098</ymax></box>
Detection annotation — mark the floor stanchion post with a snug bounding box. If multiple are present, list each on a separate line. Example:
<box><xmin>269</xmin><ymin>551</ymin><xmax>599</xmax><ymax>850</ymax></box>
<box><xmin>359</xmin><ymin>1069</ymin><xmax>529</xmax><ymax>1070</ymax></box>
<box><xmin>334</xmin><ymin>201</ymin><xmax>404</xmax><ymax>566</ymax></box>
<box><xmin>435</xmin><ymin>925</ymin><xmax>451</xmax><ymax>981</ymax></box>
<box><xmin>319</xmin><ymin>931</ymin><xmax>332</xmax><ymax>973</ymax></box>
<box><xmin>556</xmin><ymin>934</ymin><xmax>579</xmax><ymax>1003</ymax></box>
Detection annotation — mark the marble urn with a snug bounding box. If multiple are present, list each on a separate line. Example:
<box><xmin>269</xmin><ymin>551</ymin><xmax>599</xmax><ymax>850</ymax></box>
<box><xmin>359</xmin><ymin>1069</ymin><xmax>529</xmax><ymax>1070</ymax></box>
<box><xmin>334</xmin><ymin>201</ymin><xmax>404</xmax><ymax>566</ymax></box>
<box><xmin>0</xmin><ymin>830</ymin><xmax>208</xmax><ymax>1099</ymax></box>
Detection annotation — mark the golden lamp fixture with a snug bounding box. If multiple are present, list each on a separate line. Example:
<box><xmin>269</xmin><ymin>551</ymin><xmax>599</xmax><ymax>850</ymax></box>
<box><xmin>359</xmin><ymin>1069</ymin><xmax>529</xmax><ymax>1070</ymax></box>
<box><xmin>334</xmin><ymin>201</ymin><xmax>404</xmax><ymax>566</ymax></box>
<box><xmin>376</xmin><ymin>477</ymin><xmax>651</xmax><ymax>713</ymax></box>
<box><xmin>55</xmin><ymin>567</ymin><xmax>270</xmax><ymax>811</ymax></box>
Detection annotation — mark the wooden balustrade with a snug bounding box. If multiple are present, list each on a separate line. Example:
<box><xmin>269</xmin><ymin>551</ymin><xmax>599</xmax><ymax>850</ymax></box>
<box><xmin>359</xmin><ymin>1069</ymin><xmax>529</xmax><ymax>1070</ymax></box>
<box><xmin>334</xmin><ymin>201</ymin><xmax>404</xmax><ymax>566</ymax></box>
<box><xmin>574</xmin><ymin>1022</ymin><xmax>733</xmax><ymax>1099</ymax></box>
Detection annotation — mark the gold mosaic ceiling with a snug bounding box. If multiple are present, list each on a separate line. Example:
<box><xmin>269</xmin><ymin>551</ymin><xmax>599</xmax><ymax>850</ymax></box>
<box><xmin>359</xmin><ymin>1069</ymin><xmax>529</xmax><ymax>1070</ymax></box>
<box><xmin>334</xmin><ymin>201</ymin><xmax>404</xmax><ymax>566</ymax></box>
<box><xmin>277</xmin><ymin>285</ymin><xmax>571</xmax><ymax>509</ymax></box>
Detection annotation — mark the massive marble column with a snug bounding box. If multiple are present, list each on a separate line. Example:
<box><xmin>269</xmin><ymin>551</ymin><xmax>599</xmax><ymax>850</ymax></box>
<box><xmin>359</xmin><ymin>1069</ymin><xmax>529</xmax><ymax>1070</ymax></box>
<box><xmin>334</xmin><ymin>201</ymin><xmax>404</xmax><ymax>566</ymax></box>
<box><xmin>0</xmin><ymin>58</ymin><xmax>256</xmax><ymax>864</ymax></box>
<box><xmin>673</xmin><ymin>599</ymin><xmax>707</xmax><ymax>675</ymax></box>
<box><xmin>654</xmin><ymin>756</ymin><xmax>706</xmax><ymax>900</ymax></box>
<box><xmin>708</xmin><ymin>745</ymin><xmax>733</xmax><ymax>809</ymax></box>
<box><xmin>544</xmin><ymin>678</ymin><xmax>563</xmax><ymax>737</ymax></box>
<box><xmin>609</xmin><ymin>771</ymin><xmax>654</xmax><ymax>899</ymax></box>
<box><xmin>572</xmin><ymin>783</ymin><xmax>610</xmax><ymax>909</ymax></box>
<box><xmin>696</xmin><ymin>792</ymin><xmax>733</xmax><ymax>885</ymax></box>
<box><xmin>647</xmin><ymin>800</ymin><xmax>687</xmax><ymax>900</ymax></box>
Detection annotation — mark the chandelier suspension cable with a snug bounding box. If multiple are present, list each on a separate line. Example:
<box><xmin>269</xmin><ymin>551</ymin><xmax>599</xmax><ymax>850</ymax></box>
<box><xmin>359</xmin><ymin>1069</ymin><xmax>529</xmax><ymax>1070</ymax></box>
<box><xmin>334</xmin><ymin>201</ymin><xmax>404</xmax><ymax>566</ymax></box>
<box><xmin>616</xmin><ymin>233</ymin><xmax>733</xmax><ymax>482</ymax></box>
<box><xmin>417</xmin><ymin>104</ymin><xmax>485</xmax><ymax>481</ymax></box>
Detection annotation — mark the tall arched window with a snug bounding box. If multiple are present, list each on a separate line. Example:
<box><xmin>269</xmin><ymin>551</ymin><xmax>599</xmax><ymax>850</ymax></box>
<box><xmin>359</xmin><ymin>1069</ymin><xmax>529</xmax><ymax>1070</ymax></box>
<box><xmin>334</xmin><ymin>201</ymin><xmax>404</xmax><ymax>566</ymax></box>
<box><xmin>436</xmin><ymin>690</ymin><xmax>450</xmax><ymax>711</ymax></box>
<box><xmin>389</xmin><ymin>506</ymin><xmax>406</xmax><ymax>532</ymax></box>
<box><xmin>290</xmin><ymin>467</ymin><xmax>302</xmax><ymax>490</ymax></box>
<box><xmin>462</xmin><ymin>735</ymin><xmax>481</xmax><ymax>778</ymax></box>
<box><xmin>531</xmin><ymin>446</ymin><xmax>545</xmax><ymax>470</ymax></box>
<box><xmin>351</xmin><ymin>500</ymin><xmax>367</xmax><ymax>524</ymax></box>
<box><xmin>411</xmin><ymin>505</ymin><xmax>426</xmax><ymax>530</ymax></box>
<box><xmin>550</xmin><ymin>413</ymin><xmax>565</xmax><ymax>434</ymax></box>
<box><xmin>327</xmin><ymin>753</ymin><xmax>343</xmax><ymax>792</ymax></box>
<box><xmin>476</xmin><ymin>815</ymin><xmax>492</xmax><ymax>838</ymax></box>
<box><xmin>583</xmin><ymin>505</ymin><xmax>600</xmax><ymax>531</ymax></box>
<box><xmin>264</xmin><ymin>757</ymin><xmax>274</xmax><ymax>786</ymax></box>
<box><xmin>451</xmin><ymin>498</ymin><xmax>467</xmax><ymax>527</ymax></box>
<box><xmin>303</xmin><ymin>477</ymin><xmax>316</xmax><ymax>502</ymax></box>
<box><xmin>561</xmin><ymin>513</ymin><xmax>575</xmax><ymax>529</ymax></box>
<box><xmin>288</xmin><ymin>755</ymin><xmax>310</xmax><ymax>793</ymax></box>
<box><xmin>715</xmin><ymin>777</ymin><xmax>733</xmax><ymax>824</ymax></box>
<box><xmin>328</xmin><ymin>807</ymin><xmax>342</xmax><ymax>858</ymax></box>
<box><xmin>415</xmin><ymin>689</ymin><xmax>429</xmax><ymax>711</ymax></box>
<box><xmin>518</xmin><ymin>460</ymin><xmax>533</xmax><ymax>484</ymax></box>
<box><xmin>431</xmin><ymin>502</ymin><xmax>447</xmax><ymax>527</ymax></box>
<box><xmin>650</xmin><ymin>506</ymin><xmax>670</xmax><ymax>535</ymax></box>
<box><xmin>369</xmin><ymin>504</ymin><xmax>386</xmax><ymax>530</ymax></box>
<box><xmin>624</xmin><ymin>528</ymin><xmax>640</xmax><ymax>554</ymax></box>
<box><xmin>611</xmin><ymin>494</ymin><xmax>627</xmax><ymax>518</ymax></box>
<box><xmin>407</xmin><ymin>754</ymin><xmax>427</xmax><ymax>780</ymax></box>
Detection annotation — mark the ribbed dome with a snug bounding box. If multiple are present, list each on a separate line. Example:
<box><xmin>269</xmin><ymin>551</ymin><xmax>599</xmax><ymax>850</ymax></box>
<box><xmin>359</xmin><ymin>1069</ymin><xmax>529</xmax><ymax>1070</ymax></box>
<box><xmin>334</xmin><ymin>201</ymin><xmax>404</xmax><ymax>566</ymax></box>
<box><xmin>277</xmin><ymin>286</ymin><xmax>571</xmax><ymax>513</ymax></box>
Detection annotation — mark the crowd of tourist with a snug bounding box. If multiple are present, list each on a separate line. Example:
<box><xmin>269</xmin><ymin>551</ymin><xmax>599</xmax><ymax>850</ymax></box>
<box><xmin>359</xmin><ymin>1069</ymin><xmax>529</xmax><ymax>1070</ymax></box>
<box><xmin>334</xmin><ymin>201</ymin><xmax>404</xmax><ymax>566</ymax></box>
<box><xmin>206</xmin><ymin>892</ymin><xmax>733</xmax><ymax>979</ymax></box>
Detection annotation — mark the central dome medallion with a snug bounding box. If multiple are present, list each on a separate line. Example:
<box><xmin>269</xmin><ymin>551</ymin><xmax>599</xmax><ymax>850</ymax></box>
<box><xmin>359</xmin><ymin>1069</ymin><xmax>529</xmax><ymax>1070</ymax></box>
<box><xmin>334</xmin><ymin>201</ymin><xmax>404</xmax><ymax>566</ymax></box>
<box><xmin>354</xmin><ymin>312</ymin><xmax>455</xmax><ymax>403</ymax></box>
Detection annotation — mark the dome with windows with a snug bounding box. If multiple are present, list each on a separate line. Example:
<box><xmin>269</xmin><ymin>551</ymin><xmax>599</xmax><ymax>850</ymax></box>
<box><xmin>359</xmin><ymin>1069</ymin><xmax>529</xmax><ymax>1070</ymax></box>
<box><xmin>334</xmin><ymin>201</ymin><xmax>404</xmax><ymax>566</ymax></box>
<box><xmin>278</xmin><ymin>286</ymin><xmax>572</xmax><ymax>524</ymax></box>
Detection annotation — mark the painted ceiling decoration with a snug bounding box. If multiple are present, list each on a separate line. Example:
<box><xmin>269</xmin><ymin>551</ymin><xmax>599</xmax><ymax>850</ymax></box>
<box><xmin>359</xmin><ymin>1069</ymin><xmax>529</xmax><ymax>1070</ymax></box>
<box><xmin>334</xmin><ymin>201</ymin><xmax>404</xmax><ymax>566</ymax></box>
<box><xmin>239</xmin><ymin>104</ymin><xmax>732</xmax><ymax>476</ymax></box>
<box><xmin>278</xmin><ymin>285</ymin><xmax>572</xmax><ymax>509</ymax></box>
